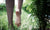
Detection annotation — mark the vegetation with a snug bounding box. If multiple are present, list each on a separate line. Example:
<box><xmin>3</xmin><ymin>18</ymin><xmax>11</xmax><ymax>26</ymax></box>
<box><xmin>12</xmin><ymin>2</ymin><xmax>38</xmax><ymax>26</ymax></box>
<box><xmin>0</xmin><ymin>0</ymin><xmax>50</xmax><ymax>30</ymax></box>
<box><xmin>22</xmin><ymin>0</ymin><xmax>50</xmax><ymax>30</ymax></box>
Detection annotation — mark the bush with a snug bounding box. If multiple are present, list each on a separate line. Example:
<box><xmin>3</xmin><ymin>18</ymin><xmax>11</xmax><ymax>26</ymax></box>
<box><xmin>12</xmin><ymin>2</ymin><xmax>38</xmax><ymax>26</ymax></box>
<box><xmin>0</xmin><ymin>3</ymin><xmax>6</xmax><ymax>11</ymax></box>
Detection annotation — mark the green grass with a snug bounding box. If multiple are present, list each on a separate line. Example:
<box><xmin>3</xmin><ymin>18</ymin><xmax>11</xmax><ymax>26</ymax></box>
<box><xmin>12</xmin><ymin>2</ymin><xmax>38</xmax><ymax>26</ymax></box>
<box><xmin>0</xmin><ymin>9</ymin><xmax>30</xmax><ymax>30</ymax></box>
<box><xmin>0</xmin><ymin>11</ymin><xmax>8</xmax><ymax>30</ymax></box>
<box><xmin>0</xmin><ymin>9</ymin><xmax>40</xmax><ymax>30</ymax></box>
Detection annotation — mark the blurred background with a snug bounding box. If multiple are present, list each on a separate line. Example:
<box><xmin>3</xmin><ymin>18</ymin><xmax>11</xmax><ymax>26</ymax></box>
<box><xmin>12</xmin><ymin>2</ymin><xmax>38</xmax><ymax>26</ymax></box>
<box><xmin>0</xmin><ymin>0</ymin><xmax>50</xmax><ymax>30</ymax></box>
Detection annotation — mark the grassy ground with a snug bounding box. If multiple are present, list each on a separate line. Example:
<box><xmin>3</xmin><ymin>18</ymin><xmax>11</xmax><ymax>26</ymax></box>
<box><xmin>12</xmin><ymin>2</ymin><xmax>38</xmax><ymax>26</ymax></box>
<box><xmin>0</xmin><ymin>9</ymin><xmax>40</xmax><ymax>30</ymax></box>
<box><xmin>0</xmin><ymin>9</ymin><xmax>30</xmax><ymax>30</ymax></box>
<box><xmin>0</xmin><ymin>10</ymin><xmax>8</xmax><ymax>30</ymax></box>
<box><xmin>1</xmin><ymin>8</ymin><xmax>50</xmax><ymax>30</ymax></box>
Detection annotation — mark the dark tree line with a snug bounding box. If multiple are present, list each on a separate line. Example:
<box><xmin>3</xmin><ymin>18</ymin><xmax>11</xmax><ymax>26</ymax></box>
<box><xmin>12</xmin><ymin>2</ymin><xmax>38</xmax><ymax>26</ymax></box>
<box><xmin>35</xmin><ymin>0</ymin><xmax>50</xmax><ymax>30</ymax></box>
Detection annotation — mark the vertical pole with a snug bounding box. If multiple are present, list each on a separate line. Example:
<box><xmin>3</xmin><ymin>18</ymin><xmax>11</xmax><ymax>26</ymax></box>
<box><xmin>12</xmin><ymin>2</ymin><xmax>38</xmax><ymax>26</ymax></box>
<box><xmin>6</xmin><ymin>0</ymin><xmax>14</xmax><ymax>30</ymax></box>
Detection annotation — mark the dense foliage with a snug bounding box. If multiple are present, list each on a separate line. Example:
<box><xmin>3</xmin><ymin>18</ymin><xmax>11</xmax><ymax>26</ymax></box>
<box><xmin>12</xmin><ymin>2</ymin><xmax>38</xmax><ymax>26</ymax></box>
<box><xmin>22</xmin><ymin>0</ymin><xmax>50</xmax><ymax>30</ymax></box>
